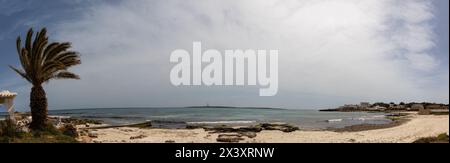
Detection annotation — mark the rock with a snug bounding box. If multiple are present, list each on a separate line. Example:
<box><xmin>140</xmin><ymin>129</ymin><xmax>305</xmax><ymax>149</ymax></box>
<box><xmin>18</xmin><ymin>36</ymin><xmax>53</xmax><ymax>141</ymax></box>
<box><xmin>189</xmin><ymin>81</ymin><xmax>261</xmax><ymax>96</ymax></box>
<box><xmin>188</xmin><ymin>123</ymin><xmax>297</xmax><ymax>134</ymax></box>
<box><xmin>126</xmin><ymin>121</ymin><xmax>152</xmax><ymax>128</ymax></box>
<box><xmin>119</xmin><ymin>128</ymin><xmax>134</xmax><ymax>132</ymax></box>
<box><xmin>88</xmin><ymin>131</ymin><xmax>98</xmax><ymax>138</ymax></box>
<box><xmin>61</xmin><ymin>124</ymin><xmax>78</xmax><ymax>137</ymax></box>
<box><xmin>15</xmin><ymin>119</ymin><xmax>31</xmax><ymax>133</ymax></box>
<box><xmin>89</xmin><ymin>122</ymin><xmax>152</xmax><ymax>129</ymax></box>
<box><xmin>16</xmin><ymin>119</ymin><xmax>30</xmax><ymax>127</ymax></box>
<box><xmin>205</xmin><ymin>125</ymin><xmax>263</xmax><ymax>133</ymax></box>
<box><xmin>79</xmin><ymin>130</ymin><xmax>88</xmax><ymax>136</ymax></box>
<box><xmin>240</xmin><ymin>132</ymin><xmax>257</xmax><ymax>138</ymax></box>
<box><xmin>259</xmin><ymin>123</ymin><xmax>299</xmax><ymax>132</ymax></box>
<box><xmin>61</xmin><ymin>118</ymin><xmax>103</xmax><ymax>125</ymax></box>
<box><xmin>205</xmin><ymin>125</ymin><xmax>238</xmax><ymax>133</ymax></box>
<box><xmin>217</xmin><ymin>134</ymin><xmax>245</xmax><ymax>143</ymax></box>
<box><xmin>130</xmin><ymin>135</ymin><xmax>147</xmax><ymax>140</ymax></box>
<box><xmin>79</xmin><ymin>136</ymin><xmax>92</xmax><ymax>142</ymax></box>
<box><xmin>238</xmin><ymin>126</ymin><xmax>263</xmax><ymax>132</ymax></box>
<box><xmin>186</xmin><ymin>124</ymin><xmax>208</xmax><ymax>129</ymax></box>
<box><xmin>17</xmin><ymin>127</ymin><xmax>30</xmax><ymax>133</ymax></box>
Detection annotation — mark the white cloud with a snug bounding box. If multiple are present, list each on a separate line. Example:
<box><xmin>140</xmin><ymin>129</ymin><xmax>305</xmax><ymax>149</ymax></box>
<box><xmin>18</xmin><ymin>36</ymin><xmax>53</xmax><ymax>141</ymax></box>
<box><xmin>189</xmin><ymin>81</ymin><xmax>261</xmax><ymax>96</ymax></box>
<box><xmin>25</xmin><ymin>0</ymin><xmax>447</xmax><ymax>109</ymax></box>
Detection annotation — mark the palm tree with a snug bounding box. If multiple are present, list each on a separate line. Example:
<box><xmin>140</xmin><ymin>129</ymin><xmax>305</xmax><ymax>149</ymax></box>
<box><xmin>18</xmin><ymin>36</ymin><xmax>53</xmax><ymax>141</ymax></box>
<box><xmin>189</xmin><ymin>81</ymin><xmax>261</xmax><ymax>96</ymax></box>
<box><xmin>9</xmin><ymin>28</ymin><xmax>81</xmax><ymax>130</ymax></box>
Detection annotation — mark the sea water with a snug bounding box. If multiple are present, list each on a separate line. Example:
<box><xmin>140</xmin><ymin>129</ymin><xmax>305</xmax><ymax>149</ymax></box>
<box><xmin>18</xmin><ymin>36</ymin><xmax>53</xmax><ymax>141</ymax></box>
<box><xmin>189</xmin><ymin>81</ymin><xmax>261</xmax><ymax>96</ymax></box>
<box><xmin>22</xmin><ymin>107</ymin><xmax>393</xmax><ymax>129</ymax></box>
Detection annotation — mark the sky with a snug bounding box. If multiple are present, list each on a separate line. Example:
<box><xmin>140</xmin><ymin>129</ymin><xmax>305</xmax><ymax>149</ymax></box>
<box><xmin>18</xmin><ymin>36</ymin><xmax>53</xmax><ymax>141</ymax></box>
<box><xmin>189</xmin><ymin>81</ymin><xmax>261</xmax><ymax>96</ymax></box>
<box><xmin>0</xmin><ymin>0</ymin><xmax>449</xmax><ymax>111</ymax></box>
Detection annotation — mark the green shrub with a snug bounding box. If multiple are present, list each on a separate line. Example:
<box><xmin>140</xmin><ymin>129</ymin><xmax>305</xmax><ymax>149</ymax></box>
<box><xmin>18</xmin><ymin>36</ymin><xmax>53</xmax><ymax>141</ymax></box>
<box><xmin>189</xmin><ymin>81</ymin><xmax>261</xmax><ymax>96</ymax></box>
<box><xmin>31</xmin><ymin>122</ymin><xmax>61</xmax><ymax>137</ymax></box>
<box><xmin>436</xmin><ymin>133</ymin><xmax>449</xmax><ymax>141</ymax></box>
<box><xmin>0</xmin><ymin>120</ymin><xmax>18</xmax><ymax>137</ymax></box>
<box><xmin>1</xmin><ymin>120</ymin><xmax>78</xmax><ymax>143</ymax></box>
<box><xmin>413</xmin><ymin>133</ymin><xmax>449</xmax><ymax>143</ymax></box>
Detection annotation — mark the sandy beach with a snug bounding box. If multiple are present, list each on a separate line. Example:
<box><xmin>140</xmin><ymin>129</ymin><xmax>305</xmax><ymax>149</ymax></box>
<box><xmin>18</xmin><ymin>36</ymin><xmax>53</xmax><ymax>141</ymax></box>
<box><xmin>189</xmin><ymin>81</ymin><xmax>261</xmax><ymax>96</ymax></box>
<box><xmin>79</xmin><ymin>113</ymin><xmax>449</xmax><ymax>143</ymax></box>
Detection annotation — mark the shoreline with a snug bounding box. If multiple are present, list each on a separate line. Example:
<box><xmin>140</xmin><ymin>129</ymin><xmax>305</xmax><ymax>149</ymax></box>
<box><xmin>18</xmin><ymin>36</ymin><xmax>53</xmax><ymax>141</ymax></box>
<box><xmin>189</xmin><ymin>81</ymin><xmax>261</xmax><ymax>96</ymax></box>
<box><xmin>326</xmin><ymin>113</ymin><xmax>411</xmax><ymax>132</ymax></box>
<box><xmin>328</xmin><ymin>118</ymin><xmax>409</xmax><ymax>132</ymax></box>
<box><xmin>77</xmin><ymin>112</ymin><xmax>449</xmax><ymax>143</ymax></box>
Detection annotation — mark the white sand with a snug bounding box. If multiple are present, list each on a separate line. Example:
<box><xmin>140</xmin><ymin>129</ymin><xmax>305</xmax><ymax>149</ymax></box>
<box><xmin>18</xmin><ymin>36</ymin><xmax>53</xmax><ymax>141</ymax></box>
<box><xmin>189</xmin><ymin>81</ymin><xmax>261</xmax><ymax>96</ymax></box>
<box><xmin>81</xmin><ymin>114</ymin><xmax>449</xmax><ymax>143</ymax></box>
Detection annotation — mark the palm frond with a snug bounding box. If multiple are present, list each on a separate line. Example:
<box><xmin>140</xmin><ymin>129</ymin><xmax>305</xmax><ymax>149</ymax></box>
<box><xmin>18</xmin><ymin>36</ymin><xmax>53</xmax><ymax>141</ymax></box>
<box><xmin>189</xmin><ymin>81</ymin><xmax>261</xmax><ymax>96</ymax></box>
<box><xmin>33</xmin><ymin>29</ymin><xmax>49</xmax><ymax>72</ymax></box>
<box><xmin>45</xmin><ymin>43</ymin><xmax>72</xmax><ymax>62</ymax></box>
<box><xmin>41</xmin><ymin>42</ymin><xmax>60</xmax><ymax>65</ymax></box>
<box><xmin>53</xmin><ymin>51</ymin><xmax>81</xmax><ymax>67</ymax></box>
<box><xmin>9</xmin><ymin>65</ymin><xmax>32</xmax><ymax>83</ymax></box>
<box><xmin>25</xmin><ymin>28</ymin><xmax>33</xmax><ymax>58</ymax></box>
<box><xmin>16</xmin><ymin>37</ymin><xmax>21</xmax><ymax>55</ymax></box>
<box><xmin>12</xmin><ymin>27</ymin><xmax>81</xmax><ymax>85</ymax></box>
<box><xmin>41</xmin><ymin>61</ymin><xmax>66</xmax><ymax>77</ymax></box>
<box><xmin>47</xmin><ymin>71</ymin><xmax>80</xmax><ymax>81</ymax></box>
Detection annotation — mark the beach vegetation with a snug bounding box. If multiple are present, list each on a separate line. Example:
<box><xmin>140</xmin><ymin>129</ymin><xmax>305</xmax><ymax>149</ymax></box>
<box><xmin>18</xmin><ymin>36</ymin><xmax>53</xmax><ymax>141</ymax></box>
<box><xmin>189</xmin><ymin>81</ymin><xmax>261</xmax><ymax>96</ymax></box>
<box><xmin>0</xmin><ymin>120</ymin><xmax>78</xmax><ymax>143</ymax></box>
<box><xmin>0</xmin><ymin>120</ymin><xmax>17</xmax><ymax>138</ymax></box>
<box><xmin>413</xmin><ymin>133</ymin><xmax>449</xmax><ymax>143</ymax></box>
<box><xmin>9</xmin><ymin>28</ymin><xmax>81</xmax><ymax>131</ymax></box>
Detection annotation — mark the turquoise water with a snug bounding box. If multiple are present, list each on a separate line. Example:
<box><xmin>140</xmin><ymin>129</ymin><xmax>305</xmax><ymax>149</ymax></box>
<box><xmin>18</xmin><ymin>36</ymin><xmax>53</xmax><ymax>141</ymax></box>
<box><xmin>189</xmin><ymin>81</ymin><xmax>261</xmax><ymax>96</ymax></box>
<box><xmin>39</xmin><ymin>107</ymin><xmax>391</xmax><ymax>129</ymax></box>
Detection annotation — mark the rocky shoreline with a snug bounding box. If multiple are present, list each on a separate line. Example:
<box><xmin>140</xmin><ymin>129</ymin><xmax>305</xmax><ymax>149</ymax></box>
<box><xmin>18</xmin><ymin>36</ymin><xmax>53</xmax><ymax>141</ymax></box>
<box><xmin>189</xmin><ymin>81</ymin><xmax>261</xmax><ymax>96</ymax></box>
<box><xmin>5</xmin><ymin>111</ymin><xmax>448</xmax><ymax>143</ymax></box>
<box><xmin>77</xmin><ymin>113</ymin><xmax>448</xmax><ymax>143</ymax></box>
<box><xmin>74</xmin><ymin>115</ymin><xmax>410</xmax><ymax>143</ymax></box>
<box><xmin>187</xmin><ymin>123</ymin><xmax>300</xmax><ymax>142</ymax></box>
<box><xmin>77</xmin><ymin>121</ymin><xmax>300</xmax><ymax>143</ymax></box>
<box><xmin>9</xmin><ymin>112</ymin><xmax>302</xmax><ymax>143</ymax></box>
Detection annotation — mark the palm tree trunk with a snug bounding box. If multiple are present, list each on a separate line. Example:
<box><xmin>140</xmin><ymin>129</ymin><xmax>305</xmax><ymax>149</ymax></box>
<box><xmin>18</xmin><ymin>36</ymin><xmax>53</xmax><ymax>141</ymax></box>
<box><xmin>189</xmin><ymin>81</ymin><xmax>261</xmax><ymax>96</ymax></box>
<box><xmin>29</xmin><ymin>85</ymin><xmax>48</xmax><ymax>130</ymax></box>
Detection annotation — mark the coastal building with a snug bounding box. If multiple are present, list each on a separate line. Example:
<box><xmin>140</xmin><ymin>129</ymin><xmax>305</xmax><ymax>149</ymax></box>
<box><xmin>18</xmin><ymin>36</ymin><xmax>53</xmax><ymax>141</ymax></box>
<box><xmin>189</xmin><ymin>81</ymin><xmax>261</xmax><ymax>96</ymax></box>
<box><xmin>372</xmin><ymin>106</ymin><xmax>387</xmax><ymax>111</ymax></box>
<box><xmin>425</xmin><ymin>104</ymin><xmax>448</xmax><ymax>110</ymax></box>
<box><xmin>0</xmin><ymin>90</ymin><xmax>18</xmax><ymax>122</ymax></box>
<box><xmin>389</xmin><ymin>103</ymin><xmax>395</xmax><ymax>109</ymax></box>
<box><xmin>360</xmin><ymin>102</ymin><xmax>370</xmax><ymax>109</ymax></box>
<box><xmin>411</xmin><ymin>104</ymin><xmax>424</xmax><ymax>111</ymax></box>
<box><xmin>392</xmin><ymin>105</ymin><xmax>406</xmax><ymax>110</ymax></box>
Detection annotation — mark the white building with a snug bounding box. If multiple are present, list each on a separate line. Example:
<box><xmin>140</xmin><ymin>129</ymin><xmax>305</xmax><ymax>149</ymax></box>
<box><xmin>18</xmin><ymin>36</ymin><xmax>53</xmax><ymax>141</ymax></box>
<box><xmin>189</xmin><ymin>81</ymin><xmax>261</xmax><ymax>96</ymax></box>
<box><xmin>360</xmin><ymin>102</ymin><xmax>370</xmax><ymax>109</ymax></box>
<box><xmin>0</xmin><ymin>90</ymin><xmax>18</xmax><ymax>122</ymax></box>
